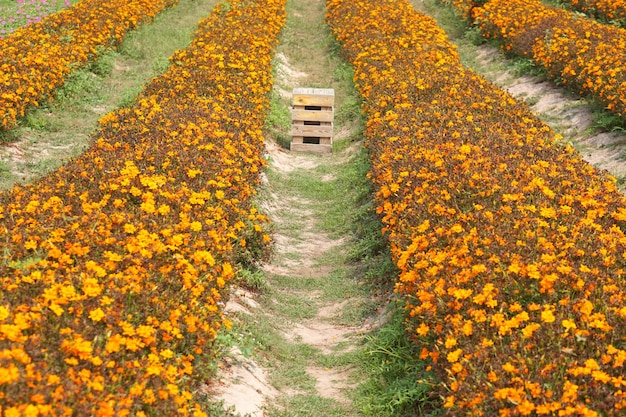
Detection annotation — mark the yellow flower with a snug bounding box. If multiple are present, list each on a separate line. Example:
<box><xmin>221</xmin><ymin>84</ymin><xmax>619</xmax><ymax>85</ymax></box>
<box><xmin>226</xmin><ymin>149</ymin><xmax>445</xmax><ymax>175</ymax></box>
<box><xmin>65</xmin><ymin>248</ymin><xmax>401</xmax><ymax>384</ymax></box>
<box><xmin>137</xmin><ymin>325</ymin><xmax>155</xmax><ymax>339</ymax></box>
<box><xmin>0</xmin><ymin>364</ymin><xmax>20</xmax><ymax>384</ymax></box>
<box><xmin>82</xmin><ymin>278</ymin><xmax>103</xmax><ymax>297</ymax></box>
<box><xmin>445</xmin><ymin>335</ymin><xmax>457</xmax><ymax>348</ymax></box>
<box><xmin>88</xmin><ymin>308</ymin><xmax>105</xmax><ymax>322</ymax></box>
<box><xmin>5</xmin><ymin>408</ymin><xmax>20</xmax><ymax>417</ymax></box>
<box><xmin>193</xmin><ymin>250</ymin><xmax>216</xmax><ymax>266</ymax></box>
<box><xmin>24</xmin><ymin>239</ymin><xmax>38</xmax><ymax>250</ymax></box>
<box><xmin>49</xmin><ymin>304</ymin><xmax>64</xmax><ymax>317</ymax></box>
<box><xmin>539</xmin><ymin>207</ymin><xmax>556</xmax><ymax>218</ymax></box>
<box><xmin>447</xmin><ymin>348</ymin><xmax>462</xmax><ymax>363</ymax></box>
<box><xmin>416</xmin><ymin>323</ymin><xmax>429</xmax><ymax>336</ymax></box>
<box><xmin>502</xmin><ymin>362</ymin><xmax>517</xmax><ymax>373</ymax></box>
<box><xmin>541</xmin><ymin>309</ymin><xmax>556</xmax><ymax>323</ymax></box>
<box><xmin>187</xmin><ymin>168</ymin><xmax>202</xmax><ymax>178</ymax></box>
<box><xmin>0</xmin><ymin>306</ymin><xmax>9</xmax><ymax>321</ymax></box>
<box><xmin>521</xmin><ymin>323</ymin><xmax>540</xmax><ymax>338</ymax></box>
<box><xmin>461</xmin><ymin>321</ymin><xmax>473</xmax><ymax>336</ymax></box>
<box><xmin>443</xmin><ymin>395</ymin><xmax>455</xmax><ymax>408</ymax></box>
<box><xmin>146</xmin><ymin>363</ymin><xmax>162</xmax><ymax>376</ymax></box>
<box><xmin>562</xmin><ymin>319</ymin><xmax>577</xmax><ymax>331</ymax></box>
<box><xmin>160</xmin><ymin>349</ymin><xmax>174</xmax><ymax>359</ymax></box>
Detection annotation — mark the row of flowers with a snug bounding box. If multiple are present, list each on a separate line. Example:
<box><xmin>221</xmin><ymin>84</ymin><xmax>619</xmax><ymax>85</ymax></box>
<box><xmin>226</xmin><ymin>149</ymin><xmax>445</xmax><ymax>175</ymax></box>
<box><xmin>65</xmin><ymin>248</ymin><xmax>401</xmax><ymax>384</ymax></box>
<box><xmin>327</xmin><ymin>0</ymin><xmax>626</xmax><ymax>415</ymax></box>
<box><xmin>558</xmin><ymin>0</ymin><xmax>626</xmax><ymax>27</ymax></box>
<box><xmin>440</xmin><ymin>0</ymin><xmax>626</xmax><ymax>28</ymax></box>
<box><xmin>443</xmin><ymin>0</ymin><xmax>626</xmax><ymax>122</ymax></box>
<box><xmin>0</xmin><ymin>0</ymin><xmax>178</xmax><ymax>132</ymax></box>
<box><xmin>0</xmin><ymin>0</ymin><xmax>285</xmax><ymax>415</ymax></box>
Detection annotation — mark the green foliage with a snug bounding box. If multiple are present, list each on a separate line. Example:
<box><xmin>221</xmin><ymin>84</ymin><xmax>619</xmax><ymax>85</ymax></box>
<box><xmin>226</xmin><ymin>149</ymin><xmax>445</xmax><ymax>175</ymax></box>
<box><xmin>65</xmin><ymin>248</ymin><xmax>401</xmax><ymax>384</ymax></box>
<box><xmin>357</xmin><ymin>304</ymin><xmax>440</xmax><ymax>417</ymax></box>
<box><xmin>264</xmin><ymin>90</ymin><xmax>291</xmax><ymax>149</ymax></box>
<box><xmin>22</xmin><ymin>112</ymin><xmax>54</xmax><ymax>131</ymax></box>
<box><xmin>235</xmin><ymin>267</ymin><xmax>268</xmax><ymax>292</ymax></box>
<box><xmin>0</xmin><ymin>160</ymin><xmax>9</xmax><ymax>177</ymax></box>
<box><xmin>508</xmin><ymin>56</ymin><xmax>545</xmax><ymax>77</ymax></box>
<box><xmin>88</xmin><ymin>47</ymin><xmax>117</xmax><ymax>76</ymax></box>
<box><xmin>0</xmin><ymin>128</ymin><xmax>19</xmax><ymax>144</ymax></box>
<box><xmin>592</xmin><ymin>106</ymin><xmax>626</xmax><ymax>133</ymax></box>
<box><xmin>54</xmin><ymin>68</ymin><xmax>102</xmax><ymax>105</ymax></box>
<box><xmin>463</xmin><ymin>25</ymin><xmax>486</xmax><ymax>45</ymax></box>
<box><xmin>266</xmin><ymin>91</ymin><xmax>291</xmax><ymax>130</ymax></box>
<box><xmin>346</xmin><ymin>149</ymin><xmax>399</xmax><ymax>288</ymax></box>
<box><xmin>152</xmin><ymin>56</ymin><xmax>171</xmax><ymax>75</ymax></box>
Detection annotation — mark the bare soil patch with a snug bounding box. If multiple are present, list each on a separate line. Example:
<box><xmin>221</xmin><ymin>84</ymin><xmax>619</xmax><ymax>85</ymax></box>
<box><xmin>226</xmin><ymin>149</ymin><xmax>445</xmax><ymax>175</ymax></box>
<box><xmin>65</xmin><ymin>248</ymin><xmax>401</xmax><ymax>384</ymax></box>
<box><xmin>214</xmin><ymin>346</ymin><xmax>278</xmax><ymax>417</ymax></box>
<box><xmin>306</xmin><ymin>366</ymin><xmax>353</xmax><ymax>403</ymax></box>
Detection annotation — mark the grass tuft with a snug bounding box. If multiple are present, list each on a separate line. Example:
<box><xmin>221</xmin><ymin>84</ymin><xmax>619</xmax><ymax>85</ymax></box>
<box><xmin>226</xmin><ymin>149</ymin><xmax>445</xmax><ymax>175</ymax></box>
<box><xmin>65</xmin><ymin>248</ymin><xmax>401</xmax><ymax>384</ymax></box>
<box><xmin>356</xmin><ymin>303</ymin><xmax>441</xmax><ymax>417</ymax></box>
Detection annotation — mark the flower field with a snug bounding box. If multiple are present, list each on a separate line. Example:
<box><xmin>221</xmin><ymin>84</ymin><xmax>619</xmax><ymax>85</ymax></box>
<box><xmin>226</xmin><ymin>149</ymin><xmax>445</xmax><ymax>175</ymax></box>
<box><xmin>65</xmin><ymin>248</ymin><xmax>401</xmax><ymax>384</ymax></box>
<box><xmin>0</xmin><ymin>0</ymin><xmax>284</xmax><ymax>414</ymax></box>
<box><xmin>0</xmin><ymin>0</ymin><xmax>178</xmax><ymax>132</ymax></box>
<box><xmin>444</xmin><ymin>0</ymin><xmax>626</xmax><ymax>122</ymax></box>
<box><xmin>327</xmin><ymin>0</ymin><xmax>626</xmax><ymax>414</ymax></box>
<box><xmin>0</xmin><ymin>0</ymin><xmax>73</xmax><ymax>38</ymax></box>
<box><xmin>559</xmin><ymin>0</ymin><xmax>626</xmax><ymax>27</ymax></box>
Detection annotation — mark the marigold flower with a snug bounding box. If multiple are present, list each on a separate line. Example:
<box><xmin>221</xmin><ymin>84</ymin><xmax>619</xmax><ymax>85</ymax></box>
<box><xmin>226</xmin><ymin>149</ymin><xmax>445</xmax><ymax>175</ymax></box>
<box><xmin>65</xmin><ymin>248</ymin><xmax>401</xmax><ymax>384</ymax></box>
<box><xmin>89</xmin><ymin>308</ymin><xmax>105</xmax><ymax>322</ymax></box>
<box><xmin>447</xmin><ymin>348</ymin><xmax>463</xmax><ymax>363</ymax></box>
<box><xmin>541</xmin><ymin>309</ymin><xmax>556</xmax><ymax>323</ymax></box>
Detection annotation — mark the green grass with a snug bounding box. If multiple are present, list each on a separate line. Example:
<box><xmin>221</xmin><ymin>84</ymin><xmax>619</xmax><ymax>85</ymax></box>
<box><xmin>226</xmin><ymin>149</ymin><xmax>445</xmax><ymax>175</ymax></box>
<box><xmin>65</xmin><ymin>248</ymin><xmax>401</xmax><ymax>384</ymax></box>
<box><xmin>356</xmin><ymin>304</ymin><xmax>441</xmax><ymax>417</ymax></box>
<box><xmin>267</xmin><ymin>395</ymin><xmax>351</xmax><ymax>417</ymax></box>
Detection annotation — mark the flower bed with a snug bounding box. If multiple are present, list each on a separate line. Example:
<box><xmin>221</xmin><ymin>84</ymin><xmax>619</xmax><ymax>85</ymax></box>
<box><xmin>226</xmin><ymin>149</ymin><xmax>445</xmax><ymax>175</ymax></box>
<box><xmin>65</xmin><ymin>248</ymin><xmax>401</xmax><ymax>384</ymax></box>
<box><xmin>0</xmin><ymin>0</ymin><xmax>178</xmax><ymax>132</ymax></box>
<box><xmin>0</xmin><ymin>0</ymin><xmax>285</xmax><ymax>414</ymax></box>
<box><xmin>471</xmin><ymin>0</ymin><xmax>626</xmax><ymax>120</ymax></box>
<box><xmin>327</xmin><ymin>0</ymin><xmax>626</xmax><ymax>414</ymax></box>
<box><xmin>559</xmin><ymin>0</ymin><xmax>626</xmax><ymax>27</ymax></box>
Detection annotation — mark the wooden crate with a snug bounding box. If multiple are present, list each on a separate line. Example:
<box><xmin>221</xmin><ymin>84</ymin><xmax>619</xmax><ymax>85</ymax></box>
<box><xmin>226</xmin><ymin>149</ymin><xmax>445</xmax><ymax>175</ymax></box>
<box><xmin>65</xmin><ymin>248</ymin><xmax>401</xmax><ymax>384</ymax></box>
<box><xmin>290</xmin><ymin>88</ymin><xmax>334</xmax><ymax>154</ymax></box>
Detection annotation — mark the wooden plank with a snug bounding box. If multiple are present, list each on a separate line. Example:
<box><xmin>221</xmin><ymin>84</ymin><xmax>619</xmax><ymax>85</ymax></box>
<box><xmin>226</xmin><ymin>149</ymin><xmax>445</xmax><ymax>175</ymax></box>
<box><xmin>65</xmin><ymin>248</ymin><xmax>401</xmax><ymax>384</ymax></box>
<box><xmin>291</xmin><ymin>109</ymin><xmax>334</xmax><ymax>122</ymax></box>
<box><xmin>292</xmin><ymin>94</ymin><xmax>335</xmax><ymax>107</ymax></box>
<box><xmin>290</xmin><ymin>143</ymin><xmax>332</xmax><ymax>154</ymax></box>
<box><xmin>293</xmin><ymin>87</ymin><xmax>334</xmax><ymax>96</ymax></box>
<box><xmin>293</xmin><ymin>88</ymin><xmax>334</xmax><ymax>107</ymax></box>
<box><xmin>292</xmin><ymin>104</ymin><xmax>334</xmax><ymax>112</ymax></box>
<box><xmin>291</xmin><ymin>125</ymin><xmax>333</xmax><ymax>137</ymax></box>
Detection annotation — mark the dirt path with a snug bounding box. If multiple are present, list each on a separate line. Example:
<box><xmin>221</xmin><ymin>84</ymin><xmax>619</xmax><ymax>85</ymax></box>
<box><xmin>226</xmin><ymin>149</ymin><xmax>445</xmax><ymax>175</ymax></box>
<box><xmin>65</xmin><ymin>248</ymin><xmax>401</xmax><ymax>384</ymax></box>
<box><xmin>213</xmin><ymin>0</ymin><xmax>372</xmax><ymax>415</ymax></box>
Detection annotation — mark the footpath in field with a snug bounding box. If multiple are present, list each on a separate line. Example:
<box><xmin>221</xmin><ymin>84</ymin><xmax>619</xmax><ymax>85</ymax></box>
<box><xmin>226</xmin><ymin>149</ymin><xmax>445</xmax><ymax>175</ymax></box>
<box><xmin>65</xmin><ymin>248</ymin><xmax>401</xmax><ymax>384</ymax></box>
<box><xmin>213</xmin><ymin>0</ymin><xmax>380</xmax><ymax>415</ymax></box>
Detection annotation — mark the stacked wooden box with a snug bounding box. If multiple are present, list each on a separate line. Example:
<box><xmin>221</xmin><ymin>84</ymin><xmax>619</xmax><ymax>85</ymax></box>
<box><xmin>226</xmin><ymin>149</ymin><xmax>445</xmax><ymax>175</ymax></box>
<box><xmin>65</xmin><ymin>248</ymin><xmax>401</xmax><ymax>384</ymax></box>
<box><xmin>290</xmin><ymin>88</ymin><xmax>334</xmax><ymax>154</ymax></box>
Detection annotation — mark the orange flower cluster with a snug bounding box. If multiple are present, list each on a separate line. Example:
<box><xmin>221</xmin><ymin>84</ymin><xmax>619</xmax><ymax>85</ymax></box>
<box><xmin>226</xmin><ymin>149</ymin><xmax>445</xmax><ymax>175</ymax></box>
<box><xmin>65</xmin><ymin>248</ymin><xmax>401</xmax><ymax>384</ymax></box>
<box><xmin>327</xmin><ymin>0</ymin><xmax>626</xmax><ymax>415</ymax></box>
<box><xmin>472</xmin><ymin>0</ymin><xmax>626</xmax><ymax>119</ymax></box>
<box><xmin>560</xmin><ymin>0</ymin><xmax>626</xmax><ymax>27</ymax></box>
<box><xmin>0</xmin><ymin>0</ymin><xmax>179</xmax><ymax>132</ymax></box>
<box><xmin>0</xmin><ymin>0</ymin><xmax>284</xmax><ymax>415</ymax></box>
